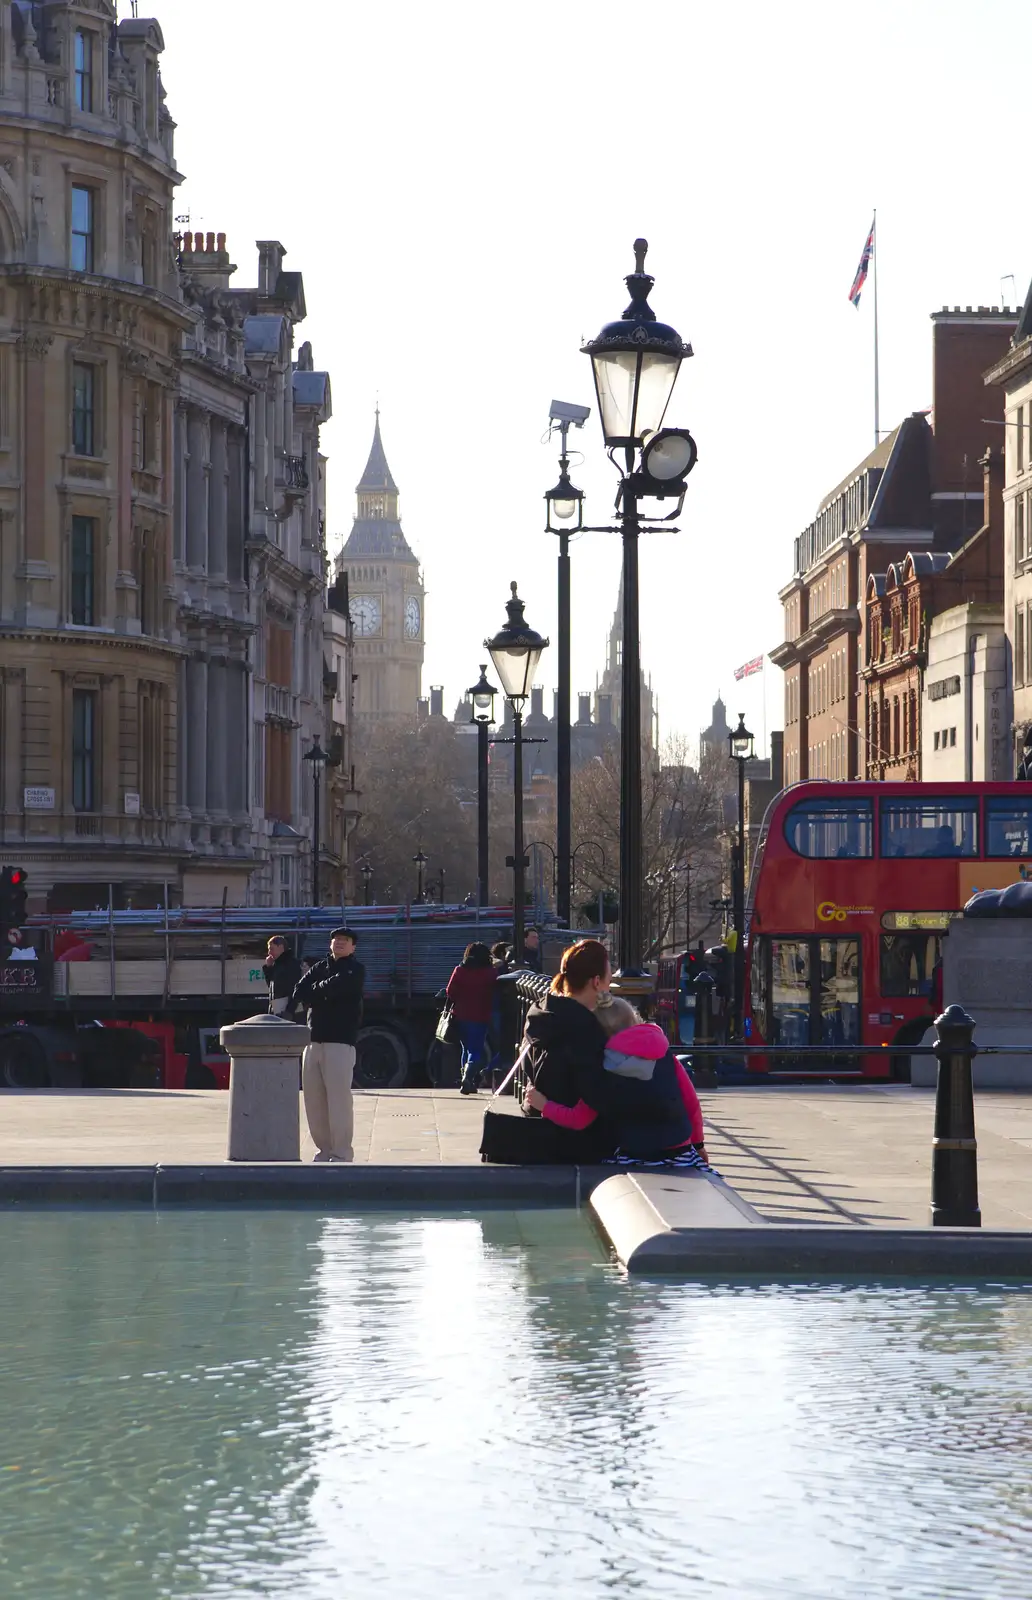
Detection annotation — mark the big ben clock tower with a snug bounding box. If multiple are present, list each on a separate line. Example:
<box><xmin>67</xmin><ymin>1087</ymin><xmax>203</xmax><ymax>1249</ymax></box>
<box><xmin>336</xmin><ymin>412</ymin><xmax>425</xmax><ymax>720</ymax></box>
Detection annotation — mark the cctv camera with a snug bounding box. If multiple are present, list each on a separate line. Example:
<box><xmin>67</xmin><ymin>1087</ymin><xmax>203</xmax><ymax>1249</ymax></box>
<box><xmin>549</xmin><ymin>399</ymin><xmax>591</xmax><ymax>427</ymax></box>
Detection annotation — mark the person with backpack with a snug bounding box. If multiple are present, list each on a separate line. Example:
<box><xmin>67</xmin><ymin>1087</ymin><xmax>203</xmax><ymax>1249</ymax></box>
<box><xmin>290</xmin><ymin>927</ymin><xmax>365</xmax><ymax>1162</ymax></box>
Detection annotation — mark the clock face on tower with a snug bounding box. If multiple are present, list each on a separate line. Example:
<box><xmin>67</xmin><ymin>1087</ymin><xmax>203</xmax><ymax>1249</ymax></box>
<box><xmin>404</xmin><ymin>595</ymin><xmax>421</xmax><ymax>639</ymax></box>
<box><xmin>351</xmin><ymin>594</ymin><xmax>382</xmax><ymax>637</ymax></box>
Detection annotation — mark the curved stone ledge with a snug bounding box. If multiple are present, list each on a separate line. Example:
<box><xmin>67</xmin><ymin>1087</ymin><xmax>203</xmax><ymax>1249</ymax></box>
<box><xmin>589</xmin><ymin>1170</ymin><xmax>1032</xmax><ymax>1276</ymax></box>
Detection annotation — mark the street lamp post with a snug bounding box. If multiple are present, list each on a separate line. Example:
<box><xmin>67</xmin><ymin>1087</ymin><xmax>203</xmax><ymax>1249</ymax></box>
<box><xmin>485</xmin><ymin>583</ymin><xmax>548</xmax><ymax>963</ymax></box>
<box><xmin>360</xmin><ymin>862</ymin><xmax>373</xmax><ymax>906</ymax></box>
<box><xmin>303</xmin><ymin>737</ymin><xmax>335</xmax><ymax>908</ymax></box>
<box><xmin>413</xmin><ymin>849</ymin><xmax>428</xmax><ymax>905</ymax></box>
<box><xmin>468</xmin><ymin>665</ymin><xmax>498</xmax><ymax>907</ymax></box>
<box><xmin>728</xmin><ymin>713</ymin><xmax>755</xmax><ymax>1039</ymax></box>
<box><xmin>581</xmin><ymin>239</ymin><xmax>696</xmax><ymax>987</ymax></box>
<box><xmin>544</xmin><ymin>406</ymin><xmax>588</xmax><ymax>927</ymax></box>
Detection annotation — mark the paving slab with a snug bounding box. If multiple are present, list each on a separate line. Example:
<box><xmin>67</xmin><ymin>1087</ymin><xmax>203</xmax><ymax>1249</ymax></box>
<box><xmin>0</xmin><ymin>1083</ymin><xmax>1030</xmax><ymax>1231</ymax></box>
<box><xmin>701</xmin><ymin>1084</ymin><xmax>1032</xmax><ymax>1231</ymax></box>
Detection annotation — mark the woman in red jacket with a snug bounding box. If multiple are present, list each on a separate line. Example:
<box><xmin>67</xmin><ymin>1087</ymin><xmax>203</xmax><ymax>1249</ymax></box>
<box><xmin>446</xmin><ymin>942</ymin><xmax>497</xmax><ymax>1095</ymax></box>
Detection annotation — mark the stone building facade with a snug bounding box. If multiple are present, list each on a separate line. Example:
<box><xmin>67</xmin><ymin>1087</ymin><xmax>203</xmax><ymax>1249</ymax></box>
<box><xmin>0</xmin><ymin>3</ymin><xmax>344</xmax><ymax>910</ymax></box>
<box><xmin>0</xmin><ymin>1</ymin><xmax>190</xmax><ymax>909</ymax></box>
<box><xmin>173</xmin><ymin>233</ymin><xmax>335</xmax><ymax>906</ymax></box>
<box><xmin>985</xmin><ymin>283</ymin><xmax>1032</xmax><ymax>774</ymax></box>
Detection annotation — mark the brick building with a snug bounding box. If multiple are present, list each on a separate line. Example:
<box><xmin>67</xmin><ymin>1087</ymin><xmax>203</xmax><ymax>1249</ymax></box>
<box><xmin>772</xmin><ymin>308</ymin><xmax>1017</xmax><ymax>782</ymax></box>
<box><xmin>860</xmin><ymin>444</ymin><xmax>1004</xmax><ymax>780</ymax></box>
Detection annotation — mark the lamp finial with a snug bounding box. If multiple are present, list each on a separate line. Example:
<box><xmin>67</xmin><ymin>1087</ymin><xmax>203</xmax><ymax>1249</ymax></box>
<box><xmin>633</xmin><ymin>238</ymin><xmax>648</xmax><ymax>274</ymax></box>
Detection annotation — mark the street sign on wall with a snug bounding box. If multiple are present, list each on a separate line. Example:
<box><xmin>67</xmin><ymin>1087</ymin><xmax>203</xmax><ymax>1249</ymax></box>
<box><xmin>23</xmin><ymin>788</ymin><xmax>55</xmax><ymax>810</ymax></box>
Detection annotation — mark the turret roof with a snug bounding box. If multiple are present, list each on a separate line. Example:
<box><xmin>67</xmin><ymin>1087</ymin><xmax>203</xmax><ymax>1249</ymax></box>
<box><xmin>356</xmin><ymin>410</ymin><xmax>398</xmax><ymax>494</ymax></box>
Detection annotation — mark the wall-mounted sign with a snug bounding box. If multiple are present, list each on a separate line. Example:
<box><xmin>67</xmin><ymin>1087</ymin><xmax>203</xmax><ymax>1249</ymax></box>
<box><xmin>124</xmin><ymin>792</ymin><xmax>141</xmax><ymax>816</ymax></box>
<box><xmin>23</xmin><ymin>787</ymin><xmax>55</xmax><ymax>810</ymax></box>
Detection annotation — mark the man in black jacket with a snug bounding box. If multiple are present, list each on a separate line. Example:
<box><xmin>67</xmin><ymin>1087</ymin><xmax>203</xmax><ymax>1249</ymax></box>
<box><xmin>262</xmin><ymin>936</ymin><xmax>302</xmax><ymax>1016</ymax></box>
<box><xmin>290</xmin><ymin>927</ymin><xmax>365</xmax><ymax>1161</ymax></box>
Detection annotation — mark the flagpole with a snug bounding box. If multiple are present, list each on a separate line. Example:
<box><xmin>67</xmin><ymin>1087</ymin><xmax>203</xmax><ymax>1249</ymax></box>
<box><xmin>872</xmin><ymin>209</ymin><xmax>879</xmax><ymax>447</ymax></box>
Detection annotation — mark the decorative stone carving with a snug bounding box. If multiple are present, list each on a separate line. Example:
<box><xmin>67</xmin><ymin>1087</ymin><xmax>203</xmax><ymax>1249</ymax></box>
<box><xmin>17</xmin><ymin>333</ymin><xmax>53</xmax><ymax>361</ymax></box>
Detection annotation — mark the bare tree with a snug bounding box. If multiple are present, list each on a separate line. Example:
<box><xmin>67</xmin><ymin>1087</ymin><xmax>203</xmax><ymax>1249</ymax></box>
<box><xmin>570</xmin><ymin>734</ymin><xmax>727</xmax><ymax>957</ymax></box>
<box><xmin>351</xmin><ymin>718</ymin><xmax>477</xmax><ymax>903</ymax></box>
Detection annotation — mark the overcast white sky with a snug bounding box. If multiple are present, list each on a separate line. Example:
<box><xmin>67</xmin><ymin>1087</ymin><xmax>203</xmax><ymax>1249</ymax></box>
<box><xmin>159</xmin><ymin>0</ymin><xmax>1029</xmax><ymax>758</ymax></box>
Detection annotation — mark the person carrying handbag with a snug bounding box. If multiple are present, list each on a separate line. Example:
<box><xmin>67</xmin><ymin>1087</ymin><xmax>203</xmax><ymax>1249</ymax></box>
<box><xmin>445</xmin><ymin>942</ymin><xmax>497</xmax><ymax>1095</ymax></box>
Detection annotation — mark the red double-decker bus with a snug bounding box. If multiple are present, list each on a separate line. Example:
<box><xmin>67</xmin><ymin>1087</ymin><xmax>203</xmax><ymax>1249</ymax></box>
<box><xmin>744</xmin><ymin>780</ymin><xmax>1032</xmax><ymax>1077</ymax></box>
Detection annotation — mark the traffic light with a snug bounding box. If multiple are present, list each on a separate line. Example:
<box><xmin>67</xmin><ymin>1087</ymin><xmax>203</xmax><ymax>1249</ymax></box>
<box><xmin>0</xmin><ymin>866</ymin><xmax>27</xmax><ymax>932</ymax></box>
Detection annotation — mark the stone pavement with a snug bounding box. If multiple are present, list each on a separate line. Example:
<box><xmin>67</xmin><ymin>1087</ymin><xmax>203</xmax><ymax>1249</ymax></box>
<box><xmin>1</xmin><ymin>1083</ymin><xmax>1030</xmax><ymax>1229</ymax></box>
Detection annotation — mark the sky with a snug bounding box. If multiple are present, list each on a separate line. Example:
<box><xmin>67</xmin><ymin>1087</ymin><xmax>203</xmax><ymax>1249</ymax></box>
<box><xmin>158</xmin><ymin>0</ymin><xmax>1031</xmax><ymax>760</ymax></box>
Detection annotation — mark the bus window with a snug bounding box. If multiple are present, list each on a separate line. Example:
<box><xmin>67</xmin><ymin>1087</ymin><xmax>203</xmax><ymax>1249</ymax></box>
<box><xmin>818</xmin><ymin>939</ymin><xmax>860</xmax><ymax>1046</ymax></box>
<box><xmin>880</xmin><ymin>800</ymin><xmax>978</xmax><ymax>858</ymax></box>
<box><xmin>750</xmin><ymin>935</ymin><xmax>769</xmax><ymax>1038</ymax></box>
<box><xmin>784</xmin><ymin>799</ymin><xmax>873</xmax><ymax>859</ymax></box>
<box><xmin>770</xmin><ymin>938</ymin><xmax>811</xmax><ymax>1046</ymax></box>
<box><xmin>880</xmin><ymin>933</ymin><xmax>940</xmax><ymax>997</ymax></box>
<box><xmin>985</xmin><ymin>798</ymin><xmax>1032</xmax><ymax>857</ymax></box>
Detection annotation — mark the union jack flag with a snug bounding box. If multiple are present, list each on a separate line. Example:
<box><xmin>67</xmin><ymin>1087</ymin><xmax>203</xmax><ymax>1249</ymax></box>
<box><xmin>849</xmin><ymin>218</ymin><xmax>875</xmax><ymax>307</ymax></box>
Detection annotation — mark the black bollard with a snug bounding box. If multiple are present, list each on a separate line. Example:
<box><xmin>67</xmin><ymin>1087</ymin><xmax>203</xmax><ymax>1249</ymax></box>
<box><xmin>692</xmin><ymin>970</ymin><xmax>718</xmax><ymax>1089</ymax></box>
<box><xmin>930</xmin><ymin>1004</ymin><xmax>980</xmax><ymax>1228</ymax></box>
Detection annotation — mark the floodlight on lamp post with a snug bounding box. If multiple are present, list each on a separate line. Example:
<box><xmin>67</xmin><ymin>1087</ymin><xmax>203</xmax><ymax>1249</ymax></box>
<box><xmin>485</xmin><ymin>583</ymin><xmax>549</xmax><ymax>961</ymax></box>
<box><xmin>581</xmin><ymin>238</ymin><xmax>696</xmax><ymax>987</ymax></box>
<box><xmin>728</xmin><ymin>713</ymin><xmax>755</xmax><ymax>1039</ymax></box>
<box><xmin>468</xmin><ymin>664</ymin><xmax>498</xmax><ymax>908</ymax></box>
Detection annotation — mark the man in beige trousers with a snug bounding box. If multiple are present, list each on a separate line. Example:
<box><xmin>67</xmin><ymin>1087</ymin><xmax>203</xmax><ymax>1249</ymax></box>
<box><xmin>290</xmin><ymin>928</ymin><xmax>364</xmax><ymax>1162</ymax></box>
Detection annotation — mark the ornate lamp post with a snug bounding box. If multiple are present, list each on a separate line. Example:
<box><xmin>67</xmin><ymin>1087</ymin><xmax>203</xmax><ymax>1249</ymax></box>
<box><xmin>728</xmin><ymin>712</ymin><xmax>755</xmax><ymax>1038</ymax></box>
<box><xmin>545</xmin><ymin>404</ymin><xmax>588</xmax><ymax>927</ymax></box>
<box><xmin>413</xmin><ymin>848</ymin><xmax>429</xmax><ymax>905</ymax></box>
<box><xmin>468</xmin><ymin>664</ymin><xmax>497</xmax><ymax>907</ymax></box>
<box><xmin>302</xmin><ymin>737</ymin><xmax>335</xmax><ymax>907</ymax></box>
<box><xmin>360</xmin><ymin>861</ymin><xmax>373</xmax><ymax>906</ymax></box>
<box><xmin>581</xmin><ymin>239</ymin><xmax>696</xmax><ymax>986</ymax></box>
<box><xmin>485</xmin><ymin>583</ymin><xmax>548</xmax><ymax>962</ymax></box>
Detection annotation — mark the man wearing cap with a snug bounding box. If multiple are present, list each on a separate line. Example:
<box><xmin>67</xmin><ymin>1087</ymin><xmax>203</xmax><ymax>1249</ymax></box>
<box><xmin>290</xmin><ymin>927</ymin><xmax>365</xmax><ymax>1162</ymax></box>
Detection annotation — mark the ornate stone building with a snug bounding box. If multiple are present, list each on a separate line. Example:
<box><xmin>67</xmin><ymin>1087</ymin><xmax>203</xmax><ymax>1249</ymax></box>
<box><xmin>335</xmin><ymin>414</ymin><xmax>424</xmax><ymax>721</ymax></box>
<box><xmin>0</xmin><ymin>3</ymin><xmax>344</xmax><ymax>910</ymax></box>
<box><xmin>174</xmin><ymin>232</ymin><xmax>335</xmax><ymax>906</ymax></box>
<box><xmin>0</xmin><ymin>1</ymin><xmax>189</xmax><ymax>909</ymax></box>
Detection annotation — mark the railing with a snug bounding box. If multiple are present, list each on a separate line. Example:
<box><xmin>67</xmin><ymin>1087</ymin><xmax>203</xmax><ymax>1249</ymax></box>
<box><xmin>278</xmin><ymin>456</ymin><xmax>309</xmax><ymax>493</ymax></box>
<box><xmin>10</xmin><ymin>812</ymin><xmax>174</xmax><ymax>847</ymax></box>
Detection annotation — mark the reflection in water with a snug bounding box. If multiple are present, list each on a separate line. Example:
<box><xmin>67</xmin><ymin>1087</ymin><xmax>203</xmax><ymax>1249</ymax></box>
<box><xmin>0</xmin><ymin>1211</ymin><xmax>1030</xmax><ymax>1600</ymax></box>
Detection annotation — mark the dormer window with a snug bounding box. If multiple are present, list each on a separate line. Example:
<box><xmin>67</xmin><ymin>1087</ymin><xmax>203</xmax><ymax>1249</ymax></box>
<box><xmin>74</xmin><ymin>31</ymin><xmax>94</xmax><ymax>113</ymax></box>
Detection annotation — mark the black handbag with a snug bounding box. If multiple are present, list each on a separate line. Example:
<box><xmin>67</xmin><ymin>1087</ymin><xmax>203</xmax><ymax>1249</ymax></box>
<box><xmin>435</xmin><ymin>1004</ymin><xmax>460</xmax><ymax>1045</ymax></box>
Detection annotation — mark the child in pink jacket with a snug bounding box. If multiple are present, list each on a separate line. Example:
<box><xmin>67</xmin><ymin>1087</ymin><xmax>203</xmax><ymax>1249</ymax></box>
<box><xmin>523</xmin><ymin>997</ymin><xmax>710</xmax><ymax>1167</ymax></box>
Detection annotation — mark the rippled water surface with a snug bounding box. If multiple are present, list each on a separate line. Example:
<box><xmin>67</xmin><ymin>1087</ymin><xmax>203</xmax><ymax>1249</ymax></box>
<box><xmin>1</xmin><ymin>1210</ymin><xmax>1031</xmax><ymax>1599</ymax></box>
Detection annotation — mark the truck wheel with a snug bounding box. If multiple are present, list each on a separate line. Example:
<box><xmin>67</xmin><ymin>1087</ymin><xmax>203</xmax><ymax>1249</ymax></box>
<box><xmin>355</xmin><ymin>1026</ymin><xmax>408</xmax><ymax>1090</ymax></box>
<box><xmin>0</xmin><ymin>1036</ymin><xmax>49</xmax><ymax>1090</ymax></box>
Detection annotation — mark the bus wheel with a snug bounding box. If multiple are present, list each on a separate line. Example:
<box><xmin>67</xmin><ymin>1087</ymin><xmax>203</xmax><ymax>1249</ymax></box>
<box><xmin>0</xmin><ymin>1035</ymin><xmax>49</xmax><ymax>1090</ymax></box>
<box><xmin>355</xmin><ymin>1027</ymin><xmax>408</xmax><ymax>1090</ymax></box>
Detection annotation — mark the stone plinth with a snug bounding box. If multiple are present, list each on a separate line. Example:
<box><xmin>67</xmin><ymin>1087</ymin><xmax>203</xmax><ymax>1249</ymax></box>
<box><xmin>220</xmin><ymin>1014</ymin><xmax>310</xmax><ymax>1162</ymax></box>
<box><xmin>930</xmin><ymin>919</ymin><xmax>1032</xmax><ymax>1089</ymax></box>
